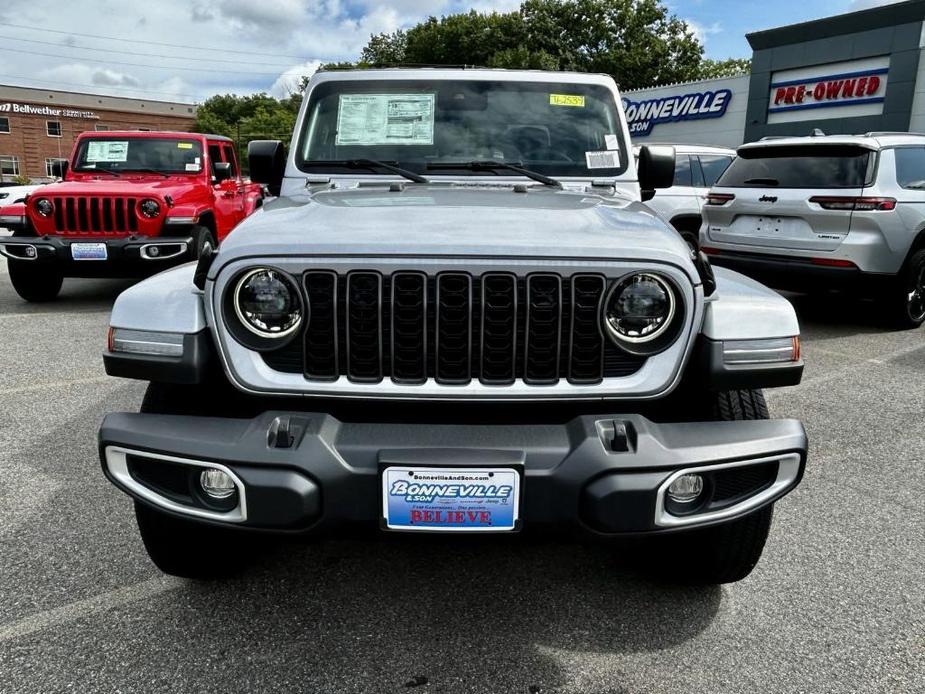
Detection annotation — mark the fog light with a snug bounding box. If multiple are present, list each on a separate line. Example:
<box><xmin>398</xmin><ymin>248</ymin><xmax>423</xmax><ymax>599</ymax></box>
<box><xmin>24</xmin><ymin>246</ymin><xmax>37</xmax><ymax>258</ymax></box>
<box><xmin>199</xmin><ymin>469</ymin><xmax>236</xmax><ymax>500</ymax></box>
<box><xmin>146</xmin><ymin>245</ymin><xmax>160</xmax><ymax>258</ymax></box>
<box><xmin>667</xmin><ymin>474</ymin><xmax>703</xmax><ymax>504</ymax></box>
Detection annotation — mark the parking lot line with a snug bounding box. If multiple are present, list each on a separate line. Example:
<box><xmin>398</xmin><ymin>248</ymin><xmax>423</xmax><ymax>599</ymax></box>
<box><xmin>0</xmin><ymin>576</ymin><xmax>182</xmax><ymax>642</ymax></box>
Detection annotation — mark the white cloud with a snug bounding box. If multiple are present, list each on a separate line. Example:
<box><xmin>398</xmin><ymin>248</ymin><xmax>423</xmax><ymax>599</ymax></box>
<box><xmin>269</xmin><ymin>60</ymin><xmax>322</xmax><ymax>97</ymax></box>
<box><xmin>686</xmin><ymin>19</ymin><xmax>722</xmax><ymax>45</ymax></box>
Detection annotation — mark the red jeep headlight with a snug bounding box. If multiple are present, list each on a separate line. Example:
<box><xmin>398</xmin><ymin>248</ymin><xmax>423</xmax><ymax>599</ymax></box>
<box><xmin>139</xmin><ymin>199</ymin><xmax>161</xmax><ymax>218</ymax></box>
<box><xmin>35</xmin><ymin>198</ymin><xmax>54</xmax><ymax>217</ymax></box>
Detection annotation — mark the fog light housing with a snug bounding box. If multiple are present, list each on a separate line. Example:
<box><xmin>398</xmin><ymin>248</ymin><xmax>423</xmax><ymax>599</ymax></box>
<box><xmin>667</xmin><ymin>474</ymin><xmax>704</xmax><ymax>504</ymax></box>
<box><xmin>199</xmin><ymin>469</ymin><xmax>236</xmax><ymax>500</ymax></box>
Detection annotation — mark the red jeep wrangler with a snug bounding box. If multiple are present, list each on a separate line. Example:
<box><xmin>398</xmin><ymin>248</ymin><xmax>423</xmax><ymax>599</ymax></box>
<box><xmin>0</xmin><ymin>131</ymin><xmax>264</xmax><ymax>301</ymax></box>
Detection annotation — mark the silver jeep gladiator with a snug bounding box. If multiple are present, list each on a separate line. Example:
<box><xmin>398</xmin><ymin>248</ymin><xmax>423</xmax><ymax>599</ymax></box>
<box><xmin>98</xmin><ymin>68</ymin><xmax>807</xmax><ymax>585</ymax></box>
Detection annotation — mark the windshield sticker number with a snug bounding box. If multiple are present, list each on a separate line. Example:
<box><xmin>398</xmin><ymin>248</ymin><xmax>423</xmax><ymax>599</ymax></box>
<box><xmin>585</xmin><ymin>150</ymin><xmax>620</xmax><ymax>169</ymax></box>
<box><xmin>336</xmin><ymin>94</ymin><xmax>436</xmax><ymax>146</ymax></box>
<box><xmin>177</xmin><ymin>142</ymin><xmax>193</xmax><ymax>149</ymax></box>
<box><xmin>86</xmin><ymin>141</ymin><xmax>129</xmax><ymax>162</ymax></box>
<box><xmin>550</xmin><ymin>94</ymin><xmax>585</xmax><ymax>107</ymax></box>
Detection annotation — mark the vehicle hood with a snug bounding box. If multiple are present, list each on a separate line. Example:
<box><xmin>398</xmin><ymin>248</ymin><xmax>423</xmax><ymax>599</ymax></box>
<box><xmin>216</xmin><ymin>185</ymin><xmax>694</xmax><ymax>271</ymax></box>
<box><xmin>35</xmin><ymin>176</ymin><xmax>203</xmax><ymax>203</ymax></box>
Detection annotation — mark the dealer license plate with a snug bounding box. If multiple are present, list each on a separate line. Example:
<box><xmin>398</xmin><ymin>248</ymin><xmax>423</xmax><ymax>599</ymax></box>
<box><xmin>382</xmin><ymin>466</ymin><xmax>521</xmax><ymax>532</ymax></box>
<box><xmin>71</xmin><ymin>243</ymin><xmax>108</xmax><ymax>261</ymax></box>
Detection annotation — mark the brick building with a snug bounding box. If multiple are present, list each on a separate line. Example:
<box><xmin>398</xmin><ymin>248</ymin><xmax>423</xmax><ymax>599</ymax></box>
<box><xmin>0</xmin><ymin>85</ymin><xmax>197</xmax><ymax>182</ymax></box>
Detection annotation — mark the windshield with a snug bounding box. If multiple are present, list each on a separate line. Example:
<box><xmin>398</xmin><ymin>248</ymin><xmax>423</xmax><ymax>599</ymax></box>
<box><xmin>297</xmin><ymin>79</ymin><xmax>627</xmax><ymax>178</ymax></box>
<box><xmin>72</xmin><ymin>137</ymin><xmax>204</xmax><ymax>174</ymax></box>
<box><xmin>718</xmin><ymin>145</ymin><xmax>872</xmax><ymax>189</ymax></box>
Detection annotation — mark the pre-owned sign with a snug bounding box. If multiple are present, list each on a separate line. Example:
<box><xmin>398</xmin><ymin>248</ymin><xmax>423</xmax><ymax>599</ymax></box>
<box><xmin>767</xmin><ymin>56</ymin><xmax>890</xmax><ymax>124</ymax></box>
<box><xmin>0</xmin><ymin>102</ymin><xmax>99</xmax><ymax>119</ymax></box>
<box><xmin>622</xmin><ymin>89</ymin><xmax>732</xmax><ymax>137</ymax></box>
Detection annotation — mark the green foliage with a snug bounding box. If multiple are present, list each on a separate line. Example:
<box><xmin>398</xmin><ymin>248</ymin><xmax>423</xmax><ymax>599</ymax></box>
<box><xmin>358</xmin><ymin>0</ymin><xmax>746</xmax><ymax>89</ymax></box>
<box><xmin>698</xmin><ymin>57</ymin><xmax>752</xmax><ymax>79</ymax></box>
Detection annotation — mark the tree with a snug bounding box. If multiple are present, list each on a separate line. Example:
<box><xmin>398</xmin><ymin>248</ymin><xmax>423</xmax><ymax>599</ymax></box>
<box><xmin>358</xmin><ymin>0</ymin><xmax>746</xmax><ymax>89</ymax></box>
<box><xmin>698</xmin><ymin>57</ymin><xmax>752</xmax><ymax>80</ymax></box>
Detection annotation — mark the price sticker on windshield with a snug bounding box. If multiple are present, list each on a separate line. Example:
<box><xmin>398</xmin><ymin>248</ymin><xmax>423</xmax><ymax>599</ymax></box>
<box><xmin>550</xmin><ymin>94</ymin><xmax>585</xmax><ymax>107</ymax></box>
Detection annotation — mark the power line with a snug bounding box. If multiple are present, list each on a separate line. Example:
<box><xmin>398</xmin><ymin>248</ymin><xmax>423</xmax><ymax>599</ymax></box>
<box><xmin>0</xmin><ymin>46</ymin><xmax>297</xmax><ymax>77</ymax></box>
<box><xmin>0</xmin><ymin>20</ymin><xmax>315</xmax><ymax>61</ymax></box>
<box><xmin>0</xmin><ymin>34</ymin><xmax>303</xmax><ymax>69</ymax></box>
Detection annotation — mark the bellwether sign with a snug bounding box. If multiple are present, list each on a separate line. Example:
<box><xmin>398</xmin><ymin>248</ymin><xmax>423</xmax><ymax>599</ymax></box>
<box><xmin>622</xmin><ymin>89</ymin><xmax>732</xmax><ymax>137</ymax></box>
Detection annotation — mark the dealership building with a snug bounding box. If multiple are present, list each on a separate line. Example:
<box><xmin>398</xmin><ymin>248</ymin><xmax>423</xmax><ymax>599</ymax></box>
<box><xmin>623</xmin><ymin>0</ymin><xmax>925</xmax><ymax>148</ymax></box>
<box><xmin>0</xmin><ymin>85</ymin><xmax>196</xmax><ymax>182</ymax></box>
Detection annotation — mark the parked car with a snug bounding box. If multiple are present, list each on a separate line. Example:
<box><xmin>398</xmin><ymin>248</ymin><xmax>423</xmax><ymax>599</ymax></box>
<box><xmin>701</xmin><ymin>132</ymin><xmax>925</xmax><ymax>328</ymax></box>
<box><xmin>0</xmin><ymin>181</ymin><xmax>51</xmax><ymax>206</ymax></box>
<box><xmin>0</xmin><ymin>130</ymin><xmax>265</xmax><ymax>302</ymax></box>
<box><xmin>637</xmin><ymin>144</ymin><xmax>735</xmax><ymax>249</ymax></box>
<box><xmin>98</xmin><ymin>68</ymin><xmax>807</xmax><ymax>585</ymax></box>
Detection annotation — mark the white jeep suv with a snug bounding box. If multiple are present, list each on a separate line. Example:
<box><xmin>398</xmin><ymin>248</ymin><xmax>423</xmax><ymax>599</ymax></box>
<box><xmin>701</xmin><ymin>133</ymin><xmax>925</xmax><ymax>328</ymax></box>
<box><xmin>641</xmin><ymin>144</ymin><xmax>735</xmax><ymax>249</ymax></box>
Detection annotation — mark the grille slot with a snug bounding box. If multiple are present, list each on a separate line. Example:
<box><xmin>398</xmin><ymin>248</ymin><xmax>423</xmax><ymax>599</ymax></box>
<box><xmin>303</xmin><ymin>271</ymin><xmax>339</xmax><ymax>380</ymax></box>
<box><xmin>50</xmin><ymin>196</ymin><xmax>138</xmax><ymax>233</ymax></box>
<box><xmin>391</xmin><ymin>272</ymin><xmax>428</xmax><ymax>384</ymax></box>
<box><xmin>435</xmin><ymin>273</ymin><xmax>473</xmax><ymax>384</ymax></box>
<box><xmin>265</xmin><ymin>270</ymin><xmax>648</xmax><ymax>386</ymax></box>
<box><xmin>524</xmin><ymin>274</ymin><xmax>562</xmax><ymax>384</ymax></box>
<box><xmin>345</xmin><ymin>272</ymin><xmax>383</xmax><ymax>382</ymax></box>
<box><xmin>480</xmin><ymin>273</ymin><xmax>517</xmax><ymax>385</ymax></box>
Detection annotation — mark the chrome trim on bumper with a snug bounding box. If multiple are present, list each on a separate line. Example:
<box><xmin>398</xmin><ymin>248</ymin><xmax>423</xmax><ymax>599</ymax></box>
<box><xmin>104</xmin><ymin>445</ymin><xmax>248</xmax><ymax>523</ymax></box>
<box><xmin>654</xmin><ymin>453</ymin><xmax>802</xmax><ymax>528</ymax></box>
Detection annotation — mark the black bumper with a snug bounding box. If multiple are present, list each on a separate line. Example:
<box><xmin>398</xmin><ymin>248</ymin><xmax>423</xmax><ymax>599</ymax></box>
<box><xmin>98</xmin><ymin>411</ymin><xmax>807</xmax><ymax>536</ymax></box>
<box><xmin>0</xmin><ymin>234</ymin><xmax>194</xmax><ymax>278</ymax></box>
<box><xmin>706</xmin><ymin>249</ymin><xmax>889</xmax><ymax>292</ymax></box>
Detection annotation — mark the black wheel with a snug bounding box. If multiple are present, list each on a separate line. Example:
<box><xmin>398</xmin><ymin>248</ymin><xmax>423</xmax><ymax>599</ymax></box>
<box><xmin>889</xmin><ymin>248</ymin><xmax>925</xmax><ymax>329</ymax></box>
<box><xmin>7</xmin><ymin>261</ymin><xmax>63</xmax><ymax>302</ymax></box>
<box><xmin>191</xmin><ymin>224</ymin><xmax>216</xmax><ymax>259</ymax></box>
<box><xmin>134</xmin><ymin>501</ymin><xmax>249</xmax><ymax>579</ymax></box>
<box><xmin>671</xmin><ymin>221</ymin><xmax>700</xmax><ymax>253</ymax></box>
<box><xmin>650</xmin><ymin>389</ymin><xmax>775</xmax><ymax>585</ymax></box>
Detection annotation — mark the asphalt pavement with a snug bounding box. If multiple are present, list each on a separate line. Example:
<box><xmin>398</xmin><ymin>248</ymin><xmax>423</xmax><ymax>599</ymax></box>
<box><xmin>0</xmin><ymin>258</ymin><xmax>922</xmax><ymax>693</ymax></box>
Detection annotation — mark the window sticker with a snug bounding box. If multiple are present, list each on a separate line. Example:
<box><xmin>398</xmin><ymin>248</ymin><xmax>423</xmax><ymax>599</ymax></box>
<box><xmin>604</xmin><ymin>133</ymin><xmax>619</xmax><ymax>150</ymax></box>
<box><xmin>336</xmin><ymin>94</ymin><xmax>436</xmax><ymax>146</ymax></box>
<box><xmin>86</xmin><ymin>141</ymin><xmax>129</xmax><ymax>162</ymax></box>
<box><xmin>185</xmin><ymin>163</ymin><xmax>200</xmax><ymax>171</ymax></box>
<box><xmin>585</xmin><ymin>150</ymin><xmax>620</xmax><ymax>169</ymax></box>
<box><xmin>177</xmin><ymin>142</ymin><xmax>193</xmax><ymax>149</ymax></box>
<box><xmin>550</xmin><ymin>94</ymin><xmax>585</xmax><ymax>107</ymax></box>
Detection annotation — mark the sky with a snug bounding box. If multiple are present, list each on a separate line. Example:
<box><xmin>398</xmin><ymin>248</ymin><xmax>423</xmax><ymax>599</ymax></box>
<box><xmin>0</xmin><ymin>0</ymin><xmax>908</xmax><ymax>105</ymax></box>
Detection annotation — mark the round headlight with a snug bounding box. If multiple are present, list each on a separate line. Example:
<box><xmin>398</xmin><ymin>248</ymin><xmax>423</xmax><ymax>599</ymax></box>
<box><xmin>233</xmin><ymin>268</ymin><xmax>303</xmax><ymax>338</ymax></box>
<box><xmin>603</xmin><ymin>273</ymin><xmax>676</xmax><ymax>346</ymax></box>
<box><xmin>139</xmin><ymin>199</ymin><xmax>160</xmax><ymax>218</ymax></box>
<box><xmin>35</xmin><ymin>198</ymin><xmax>54</xmax><ymax>217</ymax></box>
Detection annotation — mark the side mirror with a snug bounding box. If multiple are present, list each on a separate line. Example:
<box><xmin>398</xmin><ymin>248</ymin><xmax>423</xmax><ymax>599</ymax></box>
<box><xmin>213</xmin><ymin>161</ymin><xmax>233</xmax><ymax>183</ymax></box>
<box><xmin>637</xmin><ymin>145</ymin><xmax>675</xmax><ymax>194</ymax></box>
<box><xmin>248</xmin><ymin>140</ymin><xmax>286</xmax><ymax>197</ymax></box>
<box><xmin>51</xmin><ymin>160</ymin><xmax>68</xmax><ymax>179</ymax></box>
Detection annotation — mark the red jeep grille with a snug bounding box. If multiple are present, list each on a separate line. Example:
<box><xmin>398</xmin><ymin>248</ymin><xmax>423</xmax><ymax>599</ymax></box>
<box><xmin>51</xmin><ymin>196</ymin><xmax>139</xmax><ymax>234</ymax></box>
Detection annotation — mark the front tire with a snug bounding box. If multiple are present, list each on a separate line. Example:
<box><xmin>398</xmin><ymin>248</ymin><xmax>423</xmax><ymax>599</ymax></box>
<box><xmin>651</xmin><ymin>389</ymin><xmax>775</xmax><ymax>585</ymax></box>
<box><xmin>8</xmin><ymin>261</ymin><xmax>63</xmax><ymax>302</ymax></box>
<box><xmin>135</xmin><ymin>381</ymin><xmax>253</xmax><ymax>578</ymax></box>
<box><xmin>191</xmin><ymin>224</ymin><xmax>217</xmax><ymax>260</ymax></box>
<box><xmin>134</xmin><ymin>502</ymin><xmax>249</xmax><ymax>579</ymax></box>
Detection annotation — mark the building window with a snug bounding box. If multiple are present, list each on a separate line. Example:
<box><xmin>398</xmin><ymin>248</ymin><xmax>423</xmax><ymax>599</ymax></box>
<box><xmin>45</xmin><ymin>157</ymin><xmax>68</xmax><ymax>177</ymax></box>
<box><xmin>0</xmin><ymin>155</ymin><xmax>20</xmax><ymax>177</ymax></box>
<box><xmin>0</xmin><ymin>116</ymin><xmax>9</xmax><ymax>134</ymax></box>
<box><xmin>46</xmin><ymin>121</ymin><xmax>62</xmax><ymax>137</ymax></box>
<box><xmin>95</xmin><ymin>124</ymin><xmax>109</xmax><ymax>131</ymax></box>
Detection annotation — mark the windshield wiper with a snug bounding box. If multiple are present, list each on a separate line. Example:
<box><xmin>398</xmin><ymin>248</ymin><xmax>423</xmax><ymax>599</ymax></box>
<box><xmin>426</xmin><ymin>161</ymin><xmax>563</xmax><ymax>189</ymax></box>
<box><xmin>305</xmin><ymin>159</ymin><xmax>429</xmax><ymax>183</ymax></box>
<box><xmin>743</xmin><ymin>177</ymin><xmax>780</xmax><ymax>186</ymax></box>
<box><xmin>121</xmin><ymin>168</ymin><xmax>170</xmax><ymax>178</ymax></box>
<box><xmin>74</xmin><ymin>167</ymin><xmax>120</xmax><ymax>177</ymax></box>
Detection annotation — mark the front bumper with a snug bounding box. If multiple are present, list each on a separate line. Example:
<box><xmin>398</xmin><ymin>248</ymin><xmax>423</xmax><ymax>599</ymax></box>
<box><xmin>98</xmin><ymin>411</ymin><xmax>807</xmax><ymax>535</ymax></box>
<box><xmin>0</xmin><ymin>234</ymin><xmax>193</xmax><ymax>277</ymax></box>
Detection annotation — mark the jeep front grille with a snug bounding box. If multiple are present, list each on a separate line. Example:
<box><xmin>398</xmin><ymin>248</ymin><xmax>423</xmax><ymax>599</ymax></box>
<box><xmin>51</xmin><ymin>196</ymin><xmax>139</xmax><ymax>234</ymax></box>
<box><xmin>263</xmin><ymin>271</ymin><xmax>645</xmax><ymax>385</ymax></box>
